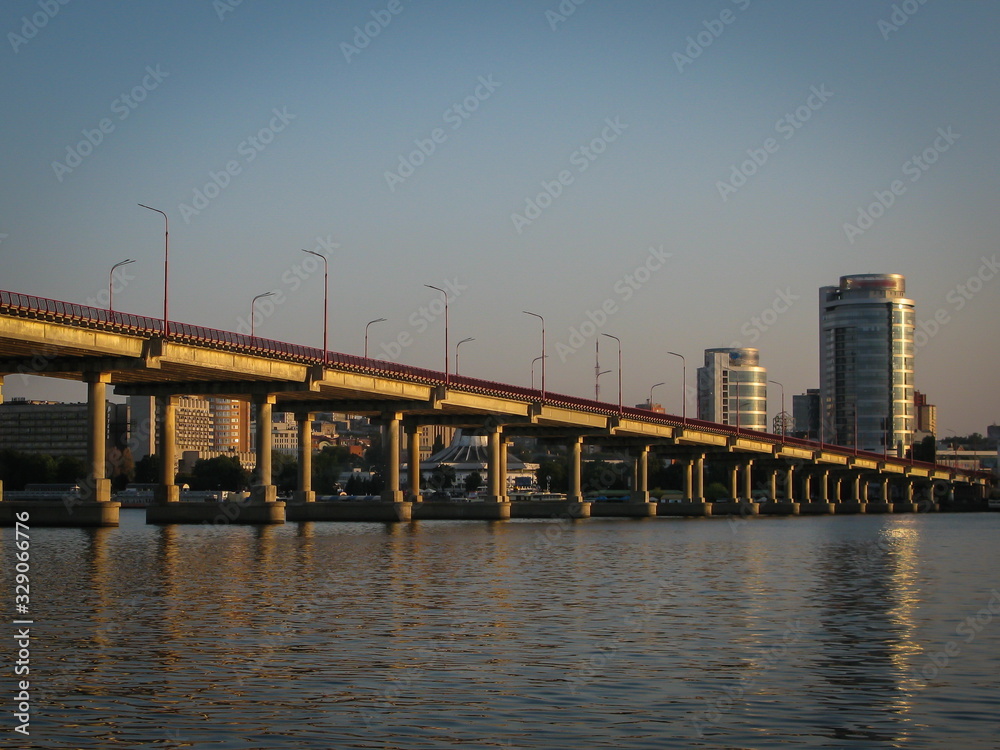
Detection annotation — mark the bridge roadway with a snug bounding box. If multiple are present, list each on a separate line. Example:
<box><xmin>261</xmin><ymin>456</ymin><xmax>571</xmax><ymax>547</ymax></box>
<box><xmin>0</xmin><ymin>290</ymin><xmax>990</xmax><ymax>526</ymax></box>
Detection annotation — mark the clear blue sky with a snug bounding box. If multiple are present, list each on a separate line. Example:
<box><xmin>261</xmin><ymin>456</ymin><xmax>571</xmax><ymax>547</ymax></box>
<box><xmin>1</xmin><ymin>0</ymin><xmax>997</xmax><ymax>434</ymax></box>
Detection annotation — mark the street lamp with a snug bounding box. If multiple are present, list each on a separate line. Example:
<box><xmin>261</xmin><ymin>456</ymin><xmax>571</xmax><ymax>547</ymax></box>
<box><xmin>523</xmin><ymin>311</ymin><xmax>545</xmax><ymax>399</ymax></box>
<box><xmin>649</xmin><ymin>382</ymin><xmax>665</xmax><ymax>412</ymax></box>
<box><xmin>531</xmin><ymin>355</ymin><xmax>548</xmax><ymax>391</ymax></box>
<box><xmin>456</xmin><ymin>337</ymin><xmax>475</xmax><ymax>375</ymax></box>
<box><xmin>596</xmin><ymin>369</ymin><xmax>612</xmax><ymax>400</ymax></box>
<box><xmin>425</xmin><ymin>285</ymin><xmax>449</xmax><ymax>383</ymax></box>
<box><xmin>601</xmin><ymin>333</ymin><xmax>622</xmax><ymax>415</ymax></box>
<box><xmin>301</xmin><ymin>248</ymin><xmax>329</xmax><ymax>365</ymax></box>
<box><xmin>667</xmin><ymin>351</ymin><xmax>686</xmax><ymax>425</ymax></box>
<box><xmin>768</xmin><ymin>379</ymin><xmax>785</xmax><ymax>442</ymax></box>
<box><xmin>137</xmin><ymin>204</ymin><xmax>168</xmax><ymax>326</ymax></box>
<box><xmin>364</xmin><ymin>317</ymin><xmax>386</xmax><ymax>359</ymax></box>
<box><xmin>250</xmin><ymin>291</ymin><xmax>276</xmax><ymax>338</ymax></box>
<box><xmin>108</xmin><ymin>258</ymin><xmax>135</xmax><ymax>312</ymax></box>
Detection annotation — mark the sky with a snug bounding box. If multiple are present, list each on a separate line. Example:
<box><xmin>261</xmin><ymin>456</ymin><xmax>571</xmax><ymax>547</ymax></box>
<box><xmin>1</xmin><ymin>0</ymin><xmax>998</xmax><ymax>435</ymax></box>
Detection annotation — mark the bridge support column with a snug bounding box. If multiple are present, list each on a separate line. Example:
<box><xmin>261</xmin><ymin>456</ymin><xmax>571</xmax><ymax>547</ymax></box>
<box><xmin>568</xmin><ymin>436</ymin><xmax>583</xmax><ymax>503</ymax></box>
<box><xmin>631</xmin><ymin>446</ymin><xmax>650</xmax><ymax>503</ymax></box>
<box><xmin>729</xmin><ymin>464</ymin><xmax>739</xmax><ymax>501</ymax></box>
<box><xmin>500</xmin><ymin>437</ymin><xmax>509</xmax><ymax>501</ymax></box>
<box><xmin>381</xmin><ymin>411</ymin><xmax>404</xmax><ymax>503</ymax></box>
<box><xmin>817</xmin><ymin>470</ymin><xmax>829</xmax><ymax>502</ymax></box>
<box><xmin>693</xmin><ymin>454</ymin><xmax>704</xmax><ymax>502</ymax></box>
<box><xmin>801</xmin><ymin>473</ymin><xmax>811</xmax><ymax>502</ymax></box>
<box><xmin>785</xmin><ymin>466</ymin><xmax>795</xmax><ymax>502</ymax></box>
<box><xmin>741</xmin><ymin>460</ymin><xmax>753</xmax><ymax>501</ymax></box>
<box><xmin>251</xmin><ymin>396</ymin><xmax>277</xmax><ymax>504</ymax></box>
<box><xmin>487</xmin><ymin>426</ymin><xmax>505</xmax><ymax>502</ymax></box>
<box><xmin>83</xmin><ymin>372</ymin><xmax>112</xmax><ymax>503</ymax></box>
<box><xmin>292</xmin><ymin>413</ymin><xmax>314</xmax><ymax>503</ymax></box>
<box><xmin>769</xmin><ymin>470</ymin><xmax>778</xmax><ymax>501</ymax></box>
<box><xmin>881</xmin><ymin>476</ymin><xmax>890</xmax><ymax>503</ymax></box>
<box><xmin>683</xmin><ymin>460</ymin><xmax>693</xmax><ymax>501</ymax></box>
<box><xmin>406</xmin><ymin>423</ymin><xmax>422</xmax><ymax>502</ymax></box>
<box><xmin>832</xmin><ymin>476</ymin><xmax>842</xmax><ymax>502</ymax></box>
<box><xmin>155</xmin><ymin>395</ymin><xmax>179</xmax><ymax>503</ymax></box>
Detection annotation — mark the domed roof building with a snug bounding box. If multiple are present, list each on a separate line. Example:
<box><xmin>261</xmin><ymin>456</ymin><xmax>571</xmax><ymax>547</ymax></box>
<box><xmin>403</xmin><ymin>429</ymin><xmax>539</xmax><ymax>493</ymax></box>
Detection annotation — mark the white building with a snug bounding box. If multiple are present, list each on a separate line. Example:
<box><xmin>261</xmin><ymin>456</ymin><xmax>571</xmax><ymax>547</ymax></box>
<box><xmin>697</xmin><ymin>348</ymin><xmax>767</xmax><ymax>430</ymax></box>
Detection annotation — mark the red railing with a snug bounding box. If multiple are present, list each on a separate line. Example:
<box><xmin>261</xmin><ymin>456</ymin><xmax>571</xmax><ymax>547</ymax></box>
<box><xmin>0</xmin><ymin>289</ymin><xmax>992</xmax><ymax>482</ymax></box>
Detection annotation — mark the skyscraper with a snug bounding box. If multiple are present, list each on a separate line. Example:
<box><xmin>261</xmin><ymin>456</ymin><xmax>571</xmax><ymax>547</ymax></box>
<box><xmin>819</xmin><ymin>274</ymin><xmax>915</xmax><ymax>453</ymax></box>
<box><xmin>697</xmin><ymin>347</ymin><xmax>767</xmax><ymax>430</ymax></box>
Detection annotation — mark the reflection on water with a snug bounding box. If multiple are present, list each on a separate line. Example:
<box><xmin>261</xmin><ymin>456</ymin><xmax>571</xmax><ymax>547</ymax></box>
<box><xmin>2</xmin><ymin>512</ymin><xmax>999</xmax><ymax>749</ymax></box>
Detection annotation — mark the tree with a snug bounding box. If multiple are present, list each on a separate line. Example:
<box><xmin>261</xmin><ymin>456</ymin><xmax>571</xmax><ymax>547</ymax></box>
<box><xmin>54</xmin><ymin>455</ymin><xmax>87</xmax><ymax>484</ymax></box>
<box><xmin>431</xmin><ymin>435</ymin><xmax>446</xmax><ymax>456</ymax></box>
<box><xmin>465</xmin><ymin>471</ymin><xmax>483</xmax><ymax>493</ymax></box>
<box><xmin>133</xmin><ymin>454</ymin><xmax>160</xmax><ymax>484</ymax></box>
<box><xmin>705</xmin><ymin>481</ymin><xmax>730</xmax><ymax>501</ymax></box>
<box><xmin>429</xmin><ymin>463</ymin><xmax>455</xmax><ymax>491</ymax></box>
<box><xmin>912</xmin><ymin>435</ymin><xmax>936</xmax><ymax>463</ymax></box>
<box><xmin>582</xmin><ymin>460</ymin><xmax>628</xmax><ymax>492</ymax></box>
<box><xmin>273</xmin><ymin>453</ymin><xmax>299</xmax><ymax>493</ymax></box>
<box><xmin>190</xmin><ymin>455</ymin><xmax>249</xmax><ymax>490</ymax></box>
<box><xmin>535</xmin><ymin>459</ymin><xmax>567</xmax><ymax>492</ymax></box>
<box><xmin>314</xmin><ymin>446</ymin><xmax>353</xmax><ymax>494</ymax></box>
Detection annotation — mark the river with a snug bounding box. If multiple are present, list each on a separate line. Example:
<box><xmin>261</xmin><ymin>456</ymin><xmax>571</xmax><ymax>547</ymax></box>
<box><xmin>3</xmin><ymin>510</ymin><xmax>999</xmax><ymax>749</ymax></box>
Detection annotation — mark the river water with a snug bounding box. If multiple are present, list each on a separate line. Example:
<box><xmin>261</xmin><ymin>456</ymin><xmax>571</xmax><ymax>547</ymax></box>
<box><xmin>3</xmin><ymin>510</ymin><xmax>999</xmax><ymax>749</ymax></box>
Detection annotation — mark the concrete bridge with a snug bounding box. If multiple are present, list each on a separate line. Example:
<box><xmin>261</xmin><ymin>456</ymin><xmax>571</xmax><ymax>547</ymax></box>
<box><xmin>0</xmin><ymin>290</ymin><xmax>991</xmax><ymax>526</ymax></box>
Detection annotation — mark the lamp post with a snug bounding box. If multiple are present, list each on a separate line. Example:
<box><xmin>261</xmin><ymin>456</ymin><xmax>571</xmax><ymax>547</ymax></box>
<box><xmin>649</xmin><ymin>382</ymin><xmax>665</xmax><ymax>412</ymax></box>
<box><xmin>667</xmin><ymin>351</ymin><xmax>686</xmax><ymax>425</ymax></box>
<box><xmin>425</xmin><ymin>285</ymin><xmax>449</xmax><ymax>383</ymax></box>
<box><xmin>456</xmin><ymin>337</ymin><xmax>474</xmax><ymax>375</ymax></box>
<box><xmin>596</xmin><ymin>369</ymin><xmax>612</xmax><ymax>400</ymax></box>
<box><xmin>364</xmin><ymin>317</ymin><xmax>386</xmax><ymax>359</ymax></box>
<box><xmin>250</xmin><ymin>291</ymin><xmax>276</xmax><ymax>338</ymax></box>
<box><xmin>523</xmin><ymin>311</ymin><xmax>545</xmax><ymax>399</ymax></box>
<box><xmin>137</xmin><ymin>204</ymin><xmax>168</xmax><ymax>326</ymax></box>
<box><xmin>108</xmin><ymin>258</ymin><xmax>135</xmax><ymax>312</ymax></box>
<box><xmin>301</xmin><ymin>248</ymin><xmax>329</xmax><ymax>365</ymax></box>
<box><xmin>601</xmin><ymin>333</ymin><xmax>622</xmax><ymax>415</ymax></box>
<box><xmin>768</xmin><ymin>379</ymin><xmax>785</xmax><ymax>442</ymax></box>
<box><xmin>531</xmin><ymin>355</ymin><xmax>547</xmax><ymax>391</ymax></box>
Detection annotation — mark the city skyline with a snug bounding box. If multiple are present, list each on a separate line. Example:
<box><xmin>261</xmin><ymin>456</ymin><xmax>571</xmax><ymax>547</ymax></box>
<box><xmin>1</xmin><ymin>1</ymin><xmax>998</xmax><ymax>434</ymax></box>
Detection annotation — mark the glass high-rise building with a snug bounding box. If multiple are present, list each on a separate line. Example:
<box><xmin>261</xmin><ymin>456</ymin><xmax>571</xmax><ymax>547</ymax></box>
<box><xmin>697</xmin><ymin>347</ymin><xmax>767</xmax><ymax>430</ymax></box>
<box><xmin>819</xmin><ymin>274</ymin><xmax>915</xmax><ymax>453</ymax></box>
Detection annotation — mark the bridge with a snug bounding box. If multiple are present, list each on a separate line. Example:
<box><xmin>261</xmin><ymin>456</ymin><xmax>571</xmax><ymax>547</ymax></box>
<box><xmin>0</xmin><ymin>289</ymin><xmax>991</xmax><ymax>526</ymax></box>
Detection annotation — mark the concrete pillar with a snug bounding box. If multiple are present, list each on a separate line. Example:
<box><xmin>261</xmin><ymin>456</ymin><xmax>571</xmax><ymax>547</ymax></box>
<box><xmin>905</xmin><ymin>481</ymin><xmax>914</xmax><ymax>503</ymax></box>
<box><xmin>487</xmin><ymin>426</ymin><xmax>503</xmax><ymax>502</ymax></box>
<box><xmin>252</xmin><ymin>396</ymin><xmax>277</xmax><ymax>503</ymax></box>
<box><xmin>833</xmin><ymin>476</ymin><xmax>842</xmax><ymax>502</ymax></box>
<box><xmin>769</xmin><ymin>470</ymin><xmax>778</xmax><ymax>501</ymax></box>
<box><xmin>568</xmin><ymin>437</ymin><xmax>583</xmax><ymax>502</ymax></box>
<box><xmin>293</xmin><ymin>413</ymin><xmax>315</xmax><ymax>503</ymax></box>
<box><xmin>500</xmin><ymin>438</ymin><xmax>509</xmax><ymax>500</ymax></box>
<box><xmin>381</xmin><ymin>411</ymin><xmax>403</xmax><ymax>502</ymax></box>
<box><xmin>684</xmin><ymin>459</ymin><xmax>693</xmax><ymax>501</ymax></box>
<box><xmin>881</xmin><ymin>476</ymin><xmax>890</xmax><ymax>503</ymax></box>
<box><xmin>852</xmin><ymin>473</ymin><xmax>862</xmax><ymax>502</ymax></box>
<box><xmin>861</xmin><ymin>478</ymin><xmax>870</xmax><ymax>502</ymax></box>
<box><xmin>742</xmin><ymin>460</ymin><xmax>753</xmax><ymax>501</ymax></box>
<box><xmin>802</xmin><ymin>473</ymin><xmax>811</xmax><ymax>502</ymax></box>
<box><xmin>407</xmin><ymin>423</ymin><xmax>422</xmax><ymax>502</ymax></box>
<box><xmin>155</xmin><ymin>395</ymin><xmax>179</xmax><ymax>503</ymax></box>
<box><xmin>818</xmin><ymin>470</ymin><xmax>828</xmax><ymax>502</ymax></box>
<box><xmin>84</xmin><ymin>372</ymin><xmax>112</xmax><ymax>503</ymax></box>
<box><xmin>729</xmin><ymin>464</ymin><xmax>739</xmax><ymax>501</ymax></box>
<box><xmin>785</xmin><ymin>466</ymin><xmax>795</xmax><ymax>502</ymax></box>
<box><xmin>631</xmin><ymin>446</ymin><xmax>649</xmax><ymax>502</ymax></box>
<box><xmin>693</xmin><ymin>454</ymin><xmax>704</xmax><ymax>502</ymax></box>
